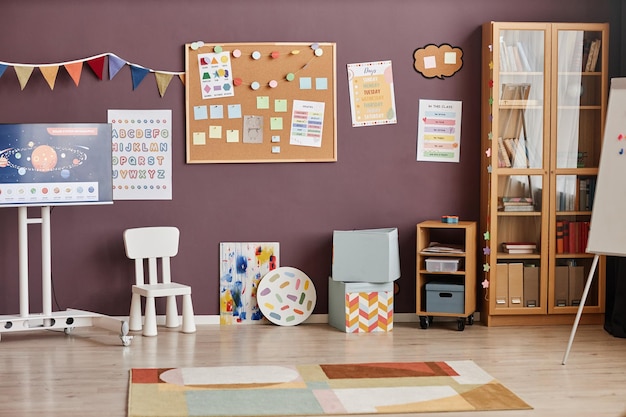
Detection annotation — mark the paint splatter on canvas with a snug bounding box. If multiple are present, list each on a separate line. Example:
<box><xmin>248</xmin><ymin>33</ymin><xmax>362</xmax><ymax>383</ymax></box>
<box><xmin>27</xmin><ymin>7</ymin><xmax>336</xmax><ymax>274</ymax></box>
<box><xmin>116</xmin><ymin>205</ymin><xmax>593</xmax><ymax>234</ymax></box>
<box><xmin>219</xmin><ymin>242</ymin><xmax>279</xmax><ymax>325</ymax></box>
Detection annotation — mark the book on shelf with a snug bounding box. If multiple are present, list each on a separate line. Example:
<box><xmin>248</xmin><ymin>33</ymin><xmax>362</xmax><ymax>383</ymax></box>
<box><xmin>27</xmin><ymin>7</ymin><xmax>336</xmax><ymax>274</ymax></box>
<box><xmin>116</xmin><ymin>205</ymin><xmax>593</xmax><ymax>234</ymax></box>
<box><xmin>504</xmin><ymin>248</ymin><xmax>536</xmax><ymax>254</ymax></box>
<box><xmin>502</xmin><ymin>242</ymin><xmax>537</xmax><ymax>249</ymax></box>
<box><xmin>497</xmin><ymin>137</ymin><xmax>512</xmax><ymax>168</ymax></box>
<box><xmin>499</xmin><ymin>196</ymin><xmax>533</xmax><ymax>211</ymax></box>
<box><xmin>584</xmin><ymin>39</ymin><xmax>601</xmax><ymax>72</ymax></box>
<box><xmin>502</xmin><ymin>137</ymin><xmax>528</xmax><ymax>168</ymax></box>
<box><xmin>502</xmin><ymin>242</ymin><xmax>536</xmax><ymax>254</ymax></box>
<box><xmin>503</xmin><ymin>204</ymin><xmax>535</xmax><ymax>212</ymax></box>
<box><xmin>555</xmin><ymin>220</ymin><xmax>590</xmax><ymax>254</ymax></box>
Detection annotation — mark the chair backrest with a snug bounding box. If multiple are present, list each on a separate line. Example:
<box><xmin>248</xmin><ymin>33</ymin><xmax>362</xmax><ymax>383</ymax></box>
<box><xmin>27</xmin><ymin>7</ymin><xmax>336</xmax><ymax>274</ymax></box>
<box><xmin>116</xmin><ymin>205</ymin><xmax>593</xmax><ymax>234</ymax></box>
<box><xmin>123</xmin><ymin>227</ymin><xmax>180</xmax><ymax>286</ymax></box>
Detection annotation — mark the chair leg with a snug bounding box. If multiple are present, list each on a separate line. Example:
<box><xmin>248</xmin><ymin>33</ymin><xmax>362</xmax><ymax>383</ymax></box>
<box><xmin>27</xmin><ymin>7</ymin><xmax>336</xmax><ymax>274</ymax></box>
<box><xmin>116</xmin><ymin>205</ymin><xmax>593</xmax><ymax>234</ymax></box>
<box><xmin>181</xmin><ymin>294</ymin><xmax>196</xmax><ymax>333</ymax></box>
<box><xmin>142</xmin><ymin>296</ymin><xmax>158</xmax><ymax>337</ymax></box>
<box><xmin>129</xmin><ymin>293</ymin><xmax>143</xmax><ymax>332</ymax></box>
<box><xmin>165</xmin><ymin>295</ymin><xmax>179</xmax><ymax>328</ymax></box>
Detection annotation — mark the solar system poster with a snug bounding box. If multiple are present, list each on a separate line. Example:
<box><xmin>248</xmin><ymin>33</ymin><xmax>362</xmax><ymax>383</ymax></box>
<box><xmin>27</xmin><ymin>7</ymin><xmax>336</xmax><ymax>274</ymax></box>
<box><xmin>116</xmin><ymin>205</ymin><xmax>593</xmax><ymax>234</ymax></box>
<box><xmin>0</xmin><ymin>123</ymin><xmax>113</xmax><ymax>207</ymax></box>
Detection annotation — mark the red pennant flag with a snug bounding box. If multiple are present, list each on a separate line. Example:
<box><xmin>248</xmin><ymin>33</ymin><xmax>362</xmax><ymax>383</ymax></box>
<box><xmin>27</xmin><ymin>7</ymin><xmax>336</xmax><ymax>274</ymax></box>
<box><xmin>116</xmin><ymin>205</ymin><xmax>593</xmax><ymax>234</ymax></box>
<box><xmin>86</xmin><ymin>56</ymin><xmax>105</xmax><ymax>80</ymax></box>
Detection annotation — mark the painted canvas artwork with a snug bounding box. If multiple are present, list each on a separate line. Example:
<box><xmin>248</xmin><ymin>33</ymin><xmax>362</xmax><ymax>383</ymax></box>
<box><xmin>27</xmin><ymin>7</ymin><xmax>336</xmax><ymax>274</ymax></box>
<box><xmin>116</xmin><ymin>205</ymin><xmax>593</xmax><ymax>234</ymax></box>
<box><xmin>219</xmin><ymin>242</ymin><xmax>279</xmax><ymax>324</ymax></box>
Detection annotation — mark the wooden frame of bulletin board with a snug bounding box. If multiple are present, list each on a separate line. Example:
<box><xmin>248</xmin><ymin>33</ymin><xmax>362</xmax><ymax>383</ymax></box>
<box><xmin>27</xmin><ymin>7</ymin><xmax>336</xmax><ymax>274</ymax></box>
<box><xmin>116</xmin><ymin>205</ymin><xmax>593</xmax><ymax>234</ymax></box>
<box><xmin>185</xmin><ymin>42</ymin><xmax>337</xmax><ymax>163</ymax></box>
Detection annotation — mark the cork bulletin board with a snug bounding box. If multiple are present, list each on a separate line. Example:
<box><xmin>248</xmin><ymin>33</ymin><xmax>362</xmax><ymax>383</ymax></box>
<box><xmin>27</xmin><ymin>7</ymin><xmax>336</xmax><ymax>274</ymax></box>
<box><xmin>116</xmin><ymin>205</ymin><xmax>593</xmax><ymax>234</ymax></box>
<box><xmin>185</xmin><ymin>42</ymin><xmax>337</xmax><ymax>163</ymax></box>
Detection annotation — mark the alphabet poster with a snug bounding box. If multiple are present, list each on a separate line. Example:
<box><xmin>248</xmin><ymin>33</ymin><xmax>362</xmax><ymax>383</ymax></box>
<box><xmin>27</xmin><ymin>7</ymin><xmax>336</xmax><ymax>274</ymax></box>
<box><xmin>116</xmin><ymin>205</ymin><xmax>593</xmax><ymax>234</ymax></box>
<box><xmin>107</xmin><ymin>109</ymin><xmax>172</xmax><ymax>200</ymax></box>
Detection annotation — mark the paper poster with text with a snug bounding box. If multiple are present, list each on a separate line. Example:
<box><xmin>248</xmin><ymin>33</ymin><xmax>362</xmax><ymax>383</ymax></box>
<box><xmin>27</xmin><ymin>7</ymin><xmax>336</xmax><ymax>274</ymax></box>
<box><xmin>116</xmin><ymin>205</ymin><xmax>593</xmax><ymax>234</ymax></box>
<box><xmin>289</xmin><ymin>100</ymin><xmax>325</xmax><ymax>147</ymax></box>
<box><xmin>416</xmin><ymin>99</ymin><xmax>462</xmax><ymax>163</ymax></box>
<box><xmin>347</xmin><ymin>61</ymin><xmax>397</xmax><ymax>127</ymax></box>
<box><xmin>107</xmin><ymin>109</ymin><xmax>172</xmax><ymax>200</ymax></box>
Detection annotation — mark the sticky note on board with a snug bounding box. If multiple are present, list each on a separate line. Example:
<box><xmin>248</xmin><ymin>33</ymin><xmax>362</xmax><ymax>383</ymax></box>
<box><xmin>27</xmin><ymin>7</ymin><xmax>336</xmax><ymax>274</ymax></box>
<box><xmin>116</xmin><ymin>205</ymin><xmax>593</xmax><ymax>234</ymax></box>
<box><xmin>226</xmin><ymin>129</ymin><xmax>239</xmax><ymax>143</ymax></box>
<box><xmin>194</xmin><ymin>105</ymin><xmax>208</xmax><ymax>120</ymax></box>
<box><xmin>210</xmin><ymin>105</ymin><xmax>224</xmax><ymax>119</ymax></box>
<box><xmin>192</xmin><ymin>132</ymin><xmax>206</xmax><ymax>145</ymax></box>
<box><xmin>444</xmin><ymin>52</ymin><xmax>457</xmax><ymax>64</ymax></box>
<box><xmin>209</xmin><ymin>126</ymin><xmax>222</xmax><ymax>139</ymax></box>
<box><xmin>315</xmin><ymin>77</ymin><xmax>328</xmax><ymax>90</ymax></box>
<box><xmin>424</xmin><ymin>55</ymin><xmax>437</xmax><ymax>69</ymax></box>
<box><xmin>228</xmin><ymin>104</ymin><xmax>242</xmax><ymax>118</ymax></box>
<box><xmin>274</xmin><ymin>99</ymin><xmax>288</xmax><ymax>112</ymax></box>
<box><xmin>300</xmin><ymin>77</ymin><xmax>312</xmax><ymax>89</ymax></box>
<box><xmin>270</xmin><ymin>117</ymin><xmax>283</xmax><ymax>130</ymax></box>
<box><xmin>257</xmin><ymin>96</ymin><xmax>270</xmax><ymax>109</ymax></box>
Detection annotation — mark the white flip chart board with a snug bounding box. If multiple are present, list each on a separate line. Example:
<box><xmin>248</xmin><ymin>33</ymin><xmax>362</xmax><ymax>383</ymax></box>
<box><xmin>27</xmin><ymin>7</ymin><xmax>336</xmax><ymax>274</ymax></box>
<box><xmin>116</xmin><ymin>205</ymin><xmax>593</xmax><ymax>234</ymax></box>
<box><xmin>587</xmin><ymin>77</ymin><xmax>626</xmax><ymax>256</ymax></box>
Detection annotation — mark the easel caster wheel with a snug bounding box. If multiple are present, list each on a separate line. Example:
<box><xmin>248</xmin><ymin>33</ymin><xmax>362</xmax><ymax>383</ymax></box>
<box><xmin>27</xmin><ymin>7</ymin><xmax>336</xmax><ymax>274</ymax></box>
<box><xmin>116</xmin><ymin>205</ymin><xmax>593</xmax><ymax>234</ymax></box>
<box><xmin>64</xmin><ymin>327</ymin><xmax>73</xmax><ymax>335</ymax></box>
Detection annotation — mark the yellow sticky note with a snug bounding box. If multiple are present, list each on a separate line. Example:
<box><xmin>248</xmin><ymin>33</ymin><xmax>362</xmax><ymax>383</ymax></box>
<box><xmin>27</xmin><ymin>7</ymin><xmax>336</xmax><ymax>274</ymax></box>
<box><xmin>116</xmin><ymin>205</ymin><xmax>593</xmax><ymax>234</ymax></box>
<box><xmin>209</xmin><ymin>126</ymin><xmax>222</xmax><ymax>139</ymax></box>
<box><xmin>193</xmin><ymin>132</ymin><xmax>206</xmax><ymax>145</ymax></box>
<box><xmin>226</xmin><ymin>130</ymin><xmax>239</xmax><ymax>143</ymax></box>
<box><xmin>444</xmin><ymin>51</ymin><xmax>457</xmax><ymax>64</ymax></box>
<box><xmin>257</xmin><ymin>96</ymin><xmax>270</xmax><ymax>109</ymax></box>
<box><xmin>270</xmin><ymin>117</ymin><xmax>283</xmax><ymax>130</ymax></box>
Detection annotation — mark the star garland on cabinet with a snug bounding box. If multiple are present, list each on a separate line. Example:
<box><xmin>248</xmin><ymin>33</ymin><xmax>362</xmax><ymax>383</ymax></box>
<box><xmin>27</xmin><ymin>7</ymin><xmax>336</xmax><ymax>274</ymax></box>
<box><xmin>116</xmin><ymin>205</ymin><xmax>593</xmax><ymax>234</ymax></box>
<box><xmin>482</xmin><ymin>43</ymin><xmax>495</xmax><ymax>302</ymax></box>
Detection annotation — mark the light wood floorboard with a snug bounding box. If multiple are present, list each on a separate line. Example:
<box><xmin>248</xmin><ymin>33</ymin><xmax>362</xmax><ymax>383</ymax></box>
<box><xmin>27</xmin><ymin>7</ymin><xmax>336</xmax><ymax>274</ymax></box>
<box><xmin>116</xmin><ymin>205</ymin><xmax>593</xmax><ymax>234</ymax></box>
<box><xmin>1</xmin><ymin>322</ymin><xmax>625</xmax><ymax>417</ymax></box>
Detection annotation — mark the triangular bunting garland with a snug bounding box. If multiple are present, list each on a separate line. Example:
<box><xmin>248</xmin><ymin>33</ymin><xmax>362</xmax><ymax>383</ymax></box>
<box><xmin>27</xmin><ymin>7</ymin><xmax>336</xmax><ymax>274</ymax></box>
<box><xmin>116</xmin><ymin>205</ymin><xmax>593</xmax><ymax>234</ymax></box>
<box><xmin>130</xmin><ymin>65</ymin><xmax>150</xmax><ymax>90</ymax></box>
<box><xmin>14</xmin><ymin>66</ymin><xmax>34</xmax><ymax>90</ymax></box>
<box><xmin>40</xmin><ymin>66</ymin><xmax>60</xmax><ymax>90</ymax></box>
<box><xmin>108</xmin><ymin>55</ymin><xmax>126</xmax><ymax>80</ymax></box>
<box><xmin>64</xmin><ymin>62</ymin><xmax>83</xmax><ymax>86</ymax></box>
<box><xmin>154</xmin><ymin>72</ymin><xmax>173</xmax><ymax>97</ymax></box>
<box><xmin>1</xmin><ymin>52</ymin><xmax>184</xmax><ymax>96</ymax></box>
<box><xmin>86</xmin><ymin>56</ymin><xmax>105</xmax><ymax>80</ymax></box>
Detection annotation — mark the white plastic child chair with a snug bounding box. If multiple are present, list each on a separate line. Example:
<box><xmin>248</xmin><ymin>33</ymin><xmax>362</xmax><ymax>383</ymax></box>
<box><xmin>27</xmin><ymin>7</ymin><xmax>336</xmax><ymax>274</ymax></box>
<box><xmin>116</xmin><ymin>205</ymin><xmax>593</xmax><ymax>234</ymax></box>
<box><xmin>123</xmin><ymin>226</ymin><xmax>196</xmax><ymax>337</ymax></box>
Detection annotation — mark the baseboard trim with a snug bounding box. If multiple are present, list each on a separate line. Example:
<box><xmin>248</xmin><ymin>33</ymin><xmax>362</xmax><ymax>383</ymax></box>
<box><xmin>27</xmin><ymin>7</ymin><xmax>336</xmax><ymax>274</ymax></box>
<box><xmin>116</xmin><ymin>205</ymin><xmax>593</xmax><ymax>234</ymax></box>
<box><xmin>120</xmin><ymin>312</ymin><xmax>479</xmax><ymax>326</ymax></box>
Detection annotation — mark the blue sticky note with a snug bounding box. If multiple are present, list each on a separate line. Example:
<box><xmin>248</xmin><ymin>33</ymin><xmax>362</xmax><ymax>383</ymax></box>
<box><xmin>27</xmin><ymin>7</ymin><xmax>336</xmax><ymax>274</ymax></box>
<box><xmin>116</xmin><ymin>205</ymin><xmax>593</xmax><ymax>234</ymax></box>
<box><xmin>315</xmin><ymin>77</ymin><xmax>328</xmax><ymax>90</ymax></box>
<box><xmin>228</xmin><ymin>104</ymin><xmax>242</xmax><ymax>119</ymax></box>
<box><xmin>194</xmin><ymin>105</ymin><xmax>208</xmax><ymax>120</ymax></box>
<box><xmin>210</xmin><ymin>105</ymin><xmax>224</xmax><ymax>119</ymax></box>
<box><xmin>299</xmin><ymin>77</ymin><xmax>312</xmax><ymax>90</ymax></box>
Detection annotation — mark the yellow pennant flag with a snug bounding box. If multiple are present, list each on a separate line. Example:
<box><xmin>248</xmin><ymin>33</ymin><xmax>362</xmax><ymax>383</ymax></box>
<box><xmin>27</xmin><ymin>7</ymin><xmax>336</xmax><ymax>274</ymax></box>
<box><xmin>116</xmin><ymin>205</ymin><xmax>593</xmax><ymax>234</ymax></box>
<box><xmin>40</xmin><ymin>66</ymin><xmax>60</xmax><ymax>90</ymax></box>
<box><xmin>64</xmin><ymin>62</ymin><xmax>83</xmax><ymax>86</ymax></box>
<box><xmin>178</xmin><ymin>73</ymin><xmax>185</xmax><ymax>86</ymax></box>
<box><xmin>154</xmin><ymin>72</ymin><xmax>173</xmax><ymax>97</ymax></box>
<box><xmin>14</xmin><ymin>66</ymin><xmax>34</xmax><ymax>90</ymax></box>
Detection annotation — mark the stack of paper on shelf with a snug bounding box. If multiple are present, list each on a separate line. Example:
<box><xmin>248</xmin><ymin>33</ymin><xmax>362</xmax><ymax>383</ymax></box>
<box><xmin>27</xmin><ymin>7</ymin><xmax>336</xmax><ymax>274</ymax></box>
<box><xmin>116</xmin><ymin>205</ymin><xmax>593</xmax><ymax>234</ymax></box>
<box><xmin>502</xmin><ymin>242</ymin><xmax>537</xmax><ymax>254</ymax></box>
<box><xmin>500</xmin><ymin>196</ymin><xmax>534</xmax><ymax>212</ymax></box>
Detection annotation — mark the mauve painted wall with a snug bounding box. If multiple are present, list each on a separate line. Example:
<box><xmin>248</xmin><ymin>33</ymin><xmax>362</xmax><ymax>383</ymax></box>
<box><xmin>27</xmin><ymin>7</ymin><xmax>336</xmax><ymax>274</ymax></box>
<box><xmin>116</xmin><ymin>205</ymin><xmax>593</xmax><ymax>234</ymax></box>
<box><xmin>0</xmin><ymin>1</ymin><xmax>610</xmax><ymax>316</ymax></box>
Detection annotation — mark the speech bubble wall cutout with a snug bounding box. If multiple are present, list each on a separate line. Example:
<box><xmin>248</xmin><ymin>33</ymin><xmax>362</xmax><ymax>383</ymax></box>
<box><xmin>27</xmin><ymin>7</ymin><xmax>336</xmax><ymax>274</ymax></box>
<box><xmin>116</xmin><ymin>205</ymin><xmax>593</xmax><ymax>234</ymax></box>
<box><xmin>413</xmin><ymin>43</ymin><xmax>463</xmax><ymax>79</ymax></box>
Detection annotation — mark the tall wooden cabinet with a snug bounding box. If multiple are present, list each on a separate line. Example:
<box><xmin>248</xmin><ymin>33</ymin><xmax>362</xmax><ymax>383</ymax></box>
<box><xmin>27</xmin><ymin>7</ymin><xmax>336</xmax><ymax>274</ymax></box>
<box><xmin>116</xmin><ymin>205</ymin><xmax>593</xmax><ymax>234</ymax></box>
<box><xmin>480</xmin><ymin>22</ymin><xmax>609</xmax><ymax>326</ymax></box>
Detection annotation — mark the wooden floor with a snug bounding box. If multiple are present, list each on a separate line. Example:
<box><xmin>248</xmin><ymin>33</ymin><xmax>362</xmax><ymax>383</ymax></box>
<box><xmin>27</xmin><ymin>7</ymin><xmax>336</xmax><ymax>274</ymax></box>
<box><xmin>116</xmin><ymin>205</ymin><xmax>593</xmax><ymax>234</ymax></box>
<box><xmin>1</xmin><ymin>320</ymin><xmax>625</xmax><ymax>417</ymax></box>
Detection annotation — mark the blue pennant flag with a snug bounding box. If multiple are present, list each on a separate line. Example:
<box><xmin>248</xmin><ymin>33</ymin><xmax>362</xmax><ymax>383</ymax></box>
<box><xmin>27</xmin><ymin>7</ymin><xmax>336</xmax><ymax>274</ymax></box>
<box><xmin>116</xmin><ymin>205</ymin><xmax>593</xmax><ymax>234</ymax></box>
<box><xmin>130</xmin><ymin>65</ymin><xmax>150</xmax><ymax>90</ymax></box>
<box><xmin>0</xmin><ymin>64</ymin><xmax>7</xmax><ymax>78</ymax></box>
<box><xmin>108</xmin><ymin>54</ymin><xmax>126</xmax><ymax>80</ymax></box>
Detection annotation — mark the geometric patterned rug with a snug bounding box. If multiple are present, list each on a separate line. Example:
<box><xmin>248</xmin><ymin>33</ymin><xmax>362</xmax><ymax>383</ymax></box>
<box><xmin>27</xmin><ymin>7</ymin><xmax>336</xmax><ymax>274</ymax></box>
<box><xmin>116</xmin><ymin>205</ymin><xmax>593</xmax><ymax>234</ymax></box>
<box><xmin>128</xmin><ymin>361</ymin><xmax>531</xmax><ymax>416</ymax></box>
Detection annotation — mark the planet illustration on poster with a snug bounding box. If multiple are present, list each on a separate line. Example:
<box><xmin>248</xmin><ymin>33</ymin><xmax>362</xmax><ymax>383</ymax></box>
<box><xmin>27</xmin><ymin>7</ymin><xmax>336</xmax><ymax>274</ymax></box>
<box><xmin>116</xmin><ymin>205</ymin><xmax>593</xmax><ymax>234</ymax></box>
<box><xmin>0</xmin><ymin>143</ymin><xmax>88</xmax><ymax>177</ymax></box>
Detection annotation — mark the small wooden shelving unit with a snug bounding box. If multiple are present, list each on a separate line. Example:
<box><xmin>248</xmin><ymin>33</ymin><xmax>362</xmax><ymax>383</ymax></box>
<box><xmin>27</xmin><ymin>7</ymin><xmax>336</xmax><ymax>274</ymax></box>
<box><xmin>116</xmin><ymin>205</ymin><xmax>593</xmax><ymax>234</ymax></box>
<box><xmin>416</xmin><ymin>220</ymin><xmax>477</xmax><ymax>331</ymax></box>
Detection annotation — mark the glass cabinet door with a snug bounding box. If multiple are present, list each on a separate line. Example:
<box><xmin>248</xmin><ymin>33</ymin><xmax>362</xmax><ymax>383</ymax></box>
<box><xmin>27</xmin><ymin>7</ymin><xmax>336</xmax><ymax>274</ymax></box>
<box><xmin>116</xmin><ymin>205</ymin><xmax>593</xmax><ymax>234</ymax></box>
<box><xmin>492</xmin><ymin>26</ymin><xmax>549</xmax><ymax>314</ymax></box>
<box><xmin>551</xmin><ymin>25</ymin><xmax>607</xmax><ymax>313</ymax></box>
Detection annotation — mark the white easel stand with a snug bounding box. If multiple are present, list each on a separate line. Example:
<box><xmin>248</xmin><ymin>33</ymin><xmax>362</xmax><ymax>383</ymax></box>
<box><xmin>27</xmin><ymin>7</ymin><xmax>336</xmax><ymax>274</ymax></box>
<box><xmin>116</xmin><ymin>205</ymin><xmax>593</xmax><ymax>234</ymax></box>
<box><xmin>562</xmin><ymin>253</ymin><xmax>599</xmax><ymax>365</ymax></box>
<box><xmin>0</xmin><ymin>206</ymin><xmax>132</xmax><ymax>346</ymax></box>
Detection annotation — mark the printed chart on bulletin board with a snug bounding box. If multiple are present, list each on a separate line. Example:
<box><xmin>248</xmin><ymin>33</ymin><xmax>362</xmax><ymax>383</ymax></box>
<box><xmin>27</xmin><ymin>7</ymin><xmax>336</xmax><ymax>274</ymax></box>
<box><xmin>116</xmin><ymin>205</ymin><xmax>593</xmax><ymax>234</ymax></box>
<box><xmin>185</xmin><ymin>42</ymin><xmax>337</xmax><ymax>163</ymax></box>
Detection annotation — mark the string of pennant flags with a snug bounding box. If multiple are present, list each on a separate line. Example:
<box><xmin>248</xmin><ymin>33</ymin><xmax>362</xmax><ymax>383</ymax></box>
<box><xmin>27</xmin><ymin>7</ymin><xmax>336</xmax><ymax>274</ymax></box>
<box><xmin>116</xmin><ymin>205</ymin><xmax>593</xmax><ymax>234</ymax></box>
<box><xmin>0</xmin><ymin>52</ymin><xmax>185</xmax><ymax>97</ymax></box>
